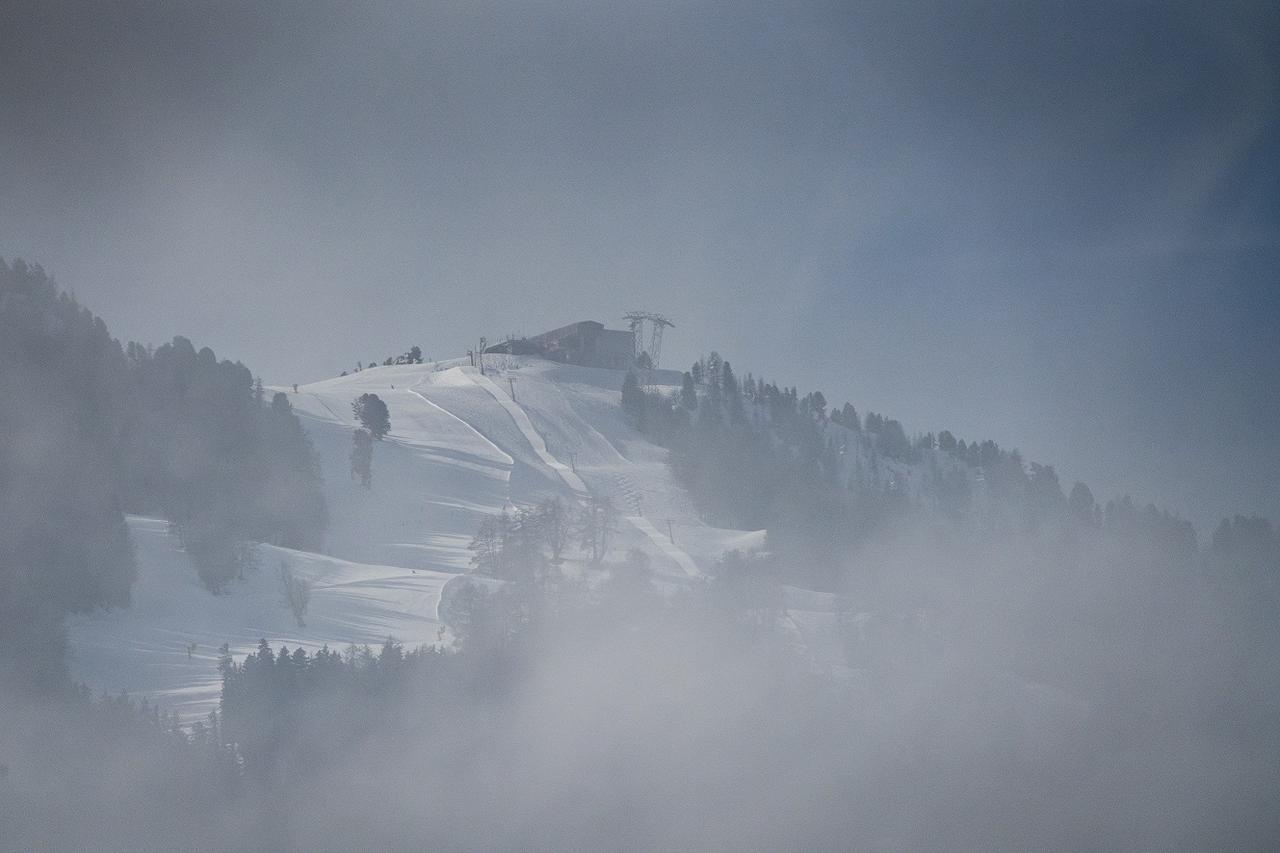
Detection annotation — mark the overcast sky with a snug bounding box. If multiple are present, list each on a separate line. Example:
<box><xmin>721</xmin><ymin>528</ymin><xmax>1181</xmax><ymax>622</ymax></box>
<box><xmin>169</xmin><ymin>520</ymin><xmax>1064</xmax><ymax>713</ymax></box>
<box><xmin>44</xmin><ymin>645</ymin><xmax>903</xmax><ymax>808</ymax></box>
<box><xmin>2</xmin><ymin>1</ymin><xmax>1277</xmax><ymax>533</ymax></box>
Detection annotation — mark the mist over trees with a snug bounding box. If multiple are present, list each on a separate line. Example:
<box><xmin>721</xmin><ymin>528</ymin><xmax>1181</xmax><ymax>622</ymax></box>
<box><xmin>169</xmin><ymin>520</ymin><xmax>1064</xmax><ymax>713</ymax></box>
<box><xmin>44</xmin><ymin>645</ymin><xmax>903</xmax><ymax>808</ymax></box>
<box><xmin>3</xmin><ymin>258</ymin><xmax>1279</xmax><ymax>850</ymax></box>
<box><xmin>0</xmin><ymin>258</ymin><xmax>327</xmax><ymax>688</ymax></box>
<box><xmin>350</xmin><ymin>428</ymin><xmax>373</xmax><ymax>488</ymax></box>
<box><xmin>0</xmin><ymin>258</ymin><xmax>135</xmax><ymax>689</ymax></box>
<box><xmin>118</xmin><ymin>337</ymin><xmax>327</xmax><ymax>591</ymax></box>
<box><xmin>278</xmin><ymin>563</ymin><xmax>311</xmax><ymax>628</ymax></box>
<box><xmin>7</xmin><ymin>495</ymin><xmax>1279</xmax><ymax>851</ymax></box>
<box><xmin>617</xmin><ymin>354</ymin><xmax>1204</xmax><ymax>592</ymax></box>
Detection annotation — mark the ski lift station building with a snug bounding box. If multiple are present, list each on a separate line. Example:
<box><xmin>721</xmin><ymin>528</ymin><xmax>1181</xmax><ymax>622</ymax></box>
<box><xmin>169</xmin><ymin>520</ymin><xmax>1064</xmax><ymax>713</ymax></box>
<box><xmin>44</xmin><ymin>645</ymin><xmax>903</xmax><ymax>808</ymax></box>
<box><xmin>485</xmin><ymin>320</ymin><xmax>636</xmax><ymax>370</ymax></box>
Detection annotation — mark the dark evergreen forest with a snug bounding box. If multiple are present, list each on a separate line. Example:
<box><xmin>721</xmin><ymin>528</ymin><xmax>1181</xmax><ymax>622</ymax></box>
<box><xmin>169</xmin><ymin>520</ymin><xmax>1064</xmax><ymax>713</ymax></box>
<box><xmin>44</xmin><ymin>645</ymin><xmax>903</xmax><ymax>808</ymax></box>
<box><xmin>623</xmin><ymin>358</ymin><xmax>1201</xmax><ymax>594</ymax></box>
<box><xmin>0</xmin><ymin>258</ymin><xmax>326</xmax><ymax>690</ymax></box>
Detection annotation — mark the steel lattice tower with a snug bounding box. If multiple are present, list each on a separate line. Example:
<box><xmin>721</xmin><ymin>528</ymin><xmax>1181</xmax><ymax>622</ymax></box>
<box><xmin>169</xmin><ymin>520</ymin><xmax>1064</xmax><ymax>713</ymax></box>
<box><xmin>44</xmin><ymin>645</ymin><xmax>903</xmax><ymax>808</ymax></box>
<box><xmin>622</xmin><ymin>311</ymin><xmax>674</xmax><ymax>369</ymax></box>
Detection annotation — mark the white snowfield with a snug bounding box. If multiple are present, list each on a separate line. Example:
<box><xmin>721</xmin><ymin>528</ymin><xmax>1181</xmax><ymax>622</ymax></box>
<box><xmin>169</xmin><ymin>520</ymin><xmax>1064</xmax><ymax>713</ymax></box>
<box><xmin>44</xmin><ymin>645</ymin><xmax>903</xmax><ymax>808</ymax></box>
<box><xmin>66</xmin><ymin>357</ymin><xmax>764</xmax><ymax>718</ymax></box>
<box><xmin>67</xmin><ymin>516</ymin><xmax>455</xmax><ymax>718</ymax></box>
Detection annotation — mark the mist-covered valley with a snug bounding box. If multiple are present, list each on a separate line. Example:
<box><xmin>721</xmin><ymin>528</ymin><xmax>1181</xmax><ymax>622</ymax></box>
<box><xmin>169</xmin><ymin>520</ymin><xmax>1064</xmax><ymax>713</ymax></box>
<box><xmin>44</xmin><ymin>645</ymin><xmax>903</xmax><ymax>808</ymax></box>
<box><xmin>4</xmin><ymin>2</ymin><xmax>1280</xmax><ymax>850</ymax></box>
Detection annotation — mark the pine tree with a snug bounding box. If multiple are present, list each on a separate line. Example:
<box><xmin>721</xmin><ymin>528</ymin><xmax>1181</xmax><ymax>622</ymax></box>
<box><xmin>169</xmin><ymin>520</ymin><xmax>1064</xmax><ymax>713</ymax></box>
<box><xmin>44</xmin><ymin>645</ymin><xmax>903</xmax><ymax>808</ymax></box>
<box><xmin>681</xmin><ymin>372</ymin><xmax>698</xmax><ymax>411</ymax></box>
<box><xmin>1068</xmin><ymin>482</ymin><xmax>1096</xmax><ymax>525</ymax></box>
<box><xmin>707</xmin><ymin>352</ymin><xmax>723</xmax><ymax>384</ymax></box>
<box><xmin>352</xmin><ymin>393</ymin><xmax>391</xmax><ymax>439</ymax></box>
<box><xmin>721</xmin><ymin>361</ymin><xmax>744</xmax><ymax>423</ymax></box>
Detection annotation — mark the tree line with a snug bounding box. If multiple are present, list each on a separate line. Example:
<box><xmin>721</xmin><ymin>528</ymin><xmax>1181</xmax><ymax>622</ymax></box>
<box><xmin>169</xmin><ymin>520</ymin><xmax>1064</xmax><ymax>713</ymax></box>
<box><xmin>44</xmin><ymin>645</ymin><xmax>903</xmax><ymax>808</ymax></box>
<box><xmin>620</xmin><ymin>354</ymin><xmax>1238</xmax><ymax>592</ymax></box>
<box><xmin>338</xmin><ymin>345</ymin><xmax>425</xmax><ymax>377</ymax></box>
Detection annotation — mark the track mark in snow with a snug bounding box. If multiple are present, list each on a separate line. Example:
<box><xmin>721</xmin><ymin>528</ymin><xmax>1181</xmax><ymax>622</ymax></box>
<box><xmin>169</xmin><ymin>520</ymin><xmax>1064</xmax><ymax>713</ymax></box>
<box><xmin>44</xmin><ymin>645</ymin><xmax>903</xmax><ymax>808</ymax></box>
<box><xmin>611</xmin><ymin>472</ymin><xmax>643</xmax><ymax>514</ymax></box>
<box><xmin>467</xmin><ymin>370</ymin><xmax>589</xmax><ymax>495</ymax></box>
<box><xmin>406</xmin><ymin>385</ymin><xmax>515</xmax><ymax>470</ymax></box>
<box><xmin>627</xmin><ymin>516</ymin><xmax>702</xmax><ymax>578</ymax></box>
<box><xmin>309</xmin><ymin>393</ymin><xmax>347</xmax><ymax>424</ymax></box>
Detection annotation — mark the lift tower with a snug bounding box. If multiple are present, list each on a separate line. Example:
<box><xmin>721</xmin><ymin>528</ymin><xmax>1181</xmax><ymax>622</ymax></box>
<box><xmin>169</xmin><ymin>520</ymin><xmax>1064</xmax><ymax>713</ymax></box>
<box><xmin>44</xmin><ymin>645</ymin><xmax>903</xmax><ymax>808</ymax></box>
<box><xmin>622</xmin><ymin>311</ymin><xmax>674</xmax><ymax>370</ymax></box>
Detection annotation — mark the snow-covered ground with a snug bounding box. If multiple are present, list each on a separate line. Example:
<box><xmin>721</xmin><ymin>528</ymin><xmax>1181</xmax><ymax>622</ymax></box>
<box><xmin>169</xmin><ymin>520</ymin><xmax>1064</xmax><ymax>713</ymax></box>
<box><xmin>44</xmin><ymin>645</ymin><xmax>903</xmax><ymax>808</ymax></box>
<box><xmin>66</xmin><ymin>357</ymin><xmax>765</xmax><ymax>718</ymax></box>
<box><xmin>67</xmin><ymin>516</ymin><xmax>454</xmax><ymax>718</ymax></box>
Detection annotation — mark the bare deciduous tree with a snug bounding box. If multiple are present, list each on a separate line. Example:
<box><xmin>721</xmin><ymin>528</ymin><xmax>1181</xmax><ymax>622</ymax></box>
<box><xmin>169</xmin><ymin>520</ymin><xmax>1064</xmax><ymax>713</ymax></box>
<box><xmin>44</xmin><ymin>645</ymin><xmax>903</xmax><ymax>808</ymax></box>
<box><xmin>279</xmin><ymin>561</ymin><xmax>311</xmax><ymax>627</ymax></box>
<box><xmin>577</xmin><ymin>496</ymin><xmax>618</xmax><ymax>565</ymax></box>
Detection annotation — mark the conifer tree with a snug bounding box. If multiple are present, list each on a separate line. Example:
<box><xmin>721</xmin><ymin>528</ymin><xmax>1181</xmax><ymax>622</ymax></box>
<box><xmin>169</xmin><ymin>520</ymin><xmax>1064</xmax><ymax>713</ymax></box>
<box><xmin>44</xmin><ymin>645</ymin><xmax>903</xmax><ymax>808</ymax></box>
<box><xmin>938</xmin><ymin>430</ymin><xmax>957</xmax><ymax>453</ymax></box>
<box><xmin>681</xmin><ymin>372</ymin><xmax>698</xmax><ymax>411</ymax></box>
<box><xmin>352</xmin><ymin>393</ymin><xmax>391</xmax><ymax>439</ymax></box>
<box><xmin>1068</xmin><ymin>482</ymin><xmax>1096</xmax><ymax>525</ymax></box>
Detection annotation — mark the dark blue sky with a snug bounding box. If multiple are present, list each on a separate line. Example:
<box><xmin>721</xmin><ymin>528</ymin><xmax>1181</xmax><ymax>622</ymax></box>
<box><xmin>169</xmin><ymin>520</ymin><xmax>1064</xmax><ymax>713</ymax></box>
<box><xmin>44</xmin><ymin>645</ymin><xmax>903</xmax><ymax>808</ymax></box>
<box><xmin>2</xmin><ymin>1</ymin><xmax>1277</xmax><ymax>533</ymax></box>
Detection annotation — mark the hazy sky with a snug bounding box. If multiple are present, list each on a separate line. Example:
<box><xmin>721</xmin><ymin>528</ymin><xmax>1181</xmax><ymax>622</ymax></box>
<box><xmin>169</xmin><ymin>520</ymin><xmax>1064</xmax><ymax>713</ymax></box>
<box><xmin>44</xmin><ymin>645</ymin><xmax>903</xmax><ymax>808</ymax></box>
<box><xmin>3</xmin><ymin>1</ymin><xmax>1277</xmax><ymax>533</ymax></box>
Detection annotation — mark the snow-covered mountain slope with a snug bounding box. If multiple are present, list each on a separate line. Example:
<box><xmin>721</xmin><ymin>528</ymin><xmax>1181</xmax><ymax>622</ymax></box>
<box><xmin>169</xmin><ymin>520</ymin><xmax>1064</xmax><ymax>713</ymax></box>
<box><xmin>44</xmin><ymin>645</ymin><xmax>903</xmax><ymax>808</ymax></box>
<box><xmin>67</xmin><ymin>516</ymin><xmax>454</xmax><ymax>718</ymax></box>
<box><xmin>284</xmin><ymin>357</ymin><xmax>753</xmax><ymax>578</ymax></box>
<box><xmin>66</xmin><ymin>357</ymin><xmax>765</xmax><ymax>718</ymax></box>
